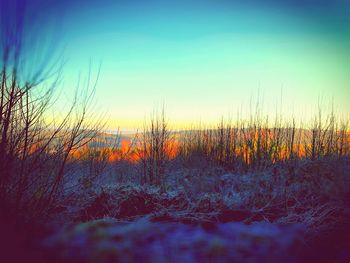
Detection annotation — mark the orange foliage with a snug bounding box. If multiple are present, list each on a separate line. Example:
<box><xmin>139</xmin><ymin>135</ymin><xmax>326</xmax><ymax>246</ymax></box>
<box><xmin>29</xmin><ymin>143</ymin><xmax>40</xmax><ymax>154</ymax></box>
<box><xmin>166</xmin><ymin>140</ymin><xmax>179</xmax><ymax>159</ymax></box>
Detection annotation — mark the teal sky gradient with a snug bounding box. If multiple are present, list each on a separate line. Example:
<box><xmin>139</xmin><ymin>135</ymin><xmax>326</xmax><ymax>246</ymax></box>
<box><xmin>30</xmin><ymin>0</ymin><xmax>350</xmax><ymax>130</ymax></box>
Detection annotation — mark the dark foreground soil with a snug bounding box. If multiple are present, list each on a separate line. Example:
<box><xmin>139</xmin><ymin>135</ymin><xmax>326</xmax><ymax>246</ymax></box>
<box><xmin>1</xmin><ymin>213</ymin><xmax>349</xmax><ymax>263</ymax></box>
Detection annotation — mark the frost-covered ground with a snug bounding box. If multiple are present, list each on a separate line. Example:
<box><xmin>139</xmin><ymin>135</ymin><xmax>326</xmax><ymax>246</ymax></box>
<box><xmin>2</xmin><ymin>158</ymin><xmax>350</xmax><ymax>263</ymax></box>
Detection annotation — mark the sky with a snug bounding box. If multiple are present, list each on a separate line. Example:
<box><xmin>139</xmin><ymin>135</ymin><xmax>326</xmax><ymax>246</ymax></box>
<box><xmin>2</xmin><ymin>0</ymin><xmax>350</xmax><ymax>130</ymax></box>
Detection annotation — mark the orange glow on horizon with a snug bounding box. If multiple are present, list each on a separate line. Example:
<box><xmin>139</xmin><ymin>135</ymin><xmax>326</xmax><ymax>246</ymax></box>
<box><xmin>64</xmin><ymin>128</ymin><xmax>350</xmax><ymax>165</ymax></box>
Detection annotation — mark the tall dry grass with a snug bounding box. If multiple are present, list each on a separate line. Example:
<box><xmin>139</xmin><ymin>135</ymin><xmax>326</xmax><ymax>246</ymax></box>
<box><xmin>177</xmin><ymin>110</ymin><xmax>349</xmax><ymax>172</ymax></box>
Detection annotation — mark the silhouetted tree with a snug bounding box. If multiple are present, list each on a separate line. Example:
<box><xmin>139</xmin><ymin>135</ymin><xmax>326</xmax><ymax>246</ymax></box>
<box><xmin>0</xmin><ymin>0</ymin><xmax>103</xmax><ymax>220</ymax></box>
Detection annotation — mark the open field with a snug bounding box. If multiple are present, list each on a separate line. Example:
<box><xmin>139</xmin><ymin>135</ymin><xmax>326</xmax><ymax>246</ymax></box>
<box><xmin>1</xmin><ymin>0</ymin><xmax>350</xmax><ymax>262</ymax></box>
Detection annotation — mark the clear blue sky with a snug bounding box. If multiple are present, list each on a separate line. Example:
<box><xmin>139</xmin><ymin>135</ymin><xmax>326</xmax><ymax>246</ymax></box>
<box><xmin>4</xmin><ymin>0</ymin><xmax>350</xmax><ymax>130</ymax></box>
